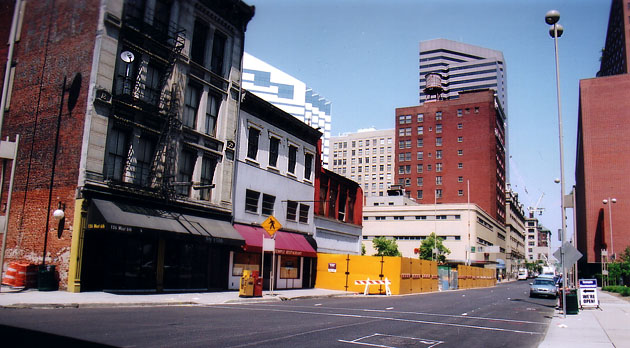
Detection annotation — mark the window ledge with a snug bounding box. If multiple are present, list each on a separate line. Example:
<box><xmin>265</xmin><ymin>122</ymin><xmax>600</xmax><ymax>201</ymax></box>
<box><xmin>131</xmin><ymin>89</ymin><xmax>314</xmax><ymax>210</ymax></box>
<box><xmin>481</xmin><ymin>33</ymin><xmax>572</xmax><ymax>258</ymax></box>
<box><xmin>245</xmin><ymin>158</ymin><xmax>260</xmax><ymax>167</ymax></box>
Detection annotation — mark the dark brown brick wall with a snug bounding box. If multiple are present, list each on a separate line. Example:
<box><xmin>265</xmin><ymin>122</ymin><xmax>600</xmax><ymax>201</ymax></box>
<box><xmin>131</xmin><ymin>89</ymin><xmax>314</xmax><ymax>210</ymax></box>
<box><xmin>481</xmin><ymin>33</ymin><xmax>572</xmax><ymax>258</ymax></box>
<box><xmin>576</xmin><ymin>74</ymin><xmax>630</xmax><ymax>264</ymax></box>
<box><xmin>395</xmin><ymin>90</ymin><xmax>506</xmax><ymax>222</ymax></box>
<box><xmin>1</xmin><ymin>0</ymin><xmax>100</xmax><ymax>288</ymax></box>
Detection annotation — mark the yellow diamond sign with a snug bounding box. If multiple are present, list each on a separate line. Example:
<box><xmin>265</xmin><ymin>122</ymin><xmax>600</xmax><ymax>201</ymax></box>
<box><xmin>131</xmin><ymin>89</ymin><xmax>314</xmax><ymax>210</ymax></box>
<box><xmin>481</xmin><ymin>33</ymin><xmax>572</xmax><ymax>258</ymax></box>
<box><xmin>261</xmin><ymin>215</ymin><xmax>282</xmax><ymax>237</ymax></box>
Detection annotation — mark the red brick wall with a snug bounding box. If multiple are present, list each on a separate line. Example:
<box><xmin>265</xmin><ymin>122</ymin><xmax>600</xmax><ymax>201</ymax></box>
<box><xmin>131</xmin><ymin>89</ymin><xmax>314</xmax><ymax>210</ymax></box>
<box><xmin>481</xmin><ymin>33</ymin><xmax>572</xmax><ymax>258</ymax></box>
<box><xmin>1</xmin><ymin>1</ymin><xmax>99</xmax><ymax>288</ymax></box>
<box><xmin>395</xmin><ymin>90</ymin><xmax>505</xmax><ymax>222</ymax></box>
<box><xmin>576</xmin><ymin>74</ymin><xmax>630</xmax><ymax>264</ymax></box>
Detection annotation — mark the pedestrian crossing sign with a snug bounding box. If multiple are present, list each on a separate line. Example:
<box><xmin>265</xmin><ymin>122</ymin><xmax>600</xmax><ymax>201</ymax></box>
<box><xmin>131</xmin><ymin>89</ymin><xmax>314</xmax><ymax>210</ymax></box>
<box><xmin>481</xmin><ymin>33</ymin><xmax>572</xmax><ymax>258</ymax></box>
<box><xmin>261</xmin><ymin>215</ymin><xmax>281</xmax><ymax>237</ymax></box>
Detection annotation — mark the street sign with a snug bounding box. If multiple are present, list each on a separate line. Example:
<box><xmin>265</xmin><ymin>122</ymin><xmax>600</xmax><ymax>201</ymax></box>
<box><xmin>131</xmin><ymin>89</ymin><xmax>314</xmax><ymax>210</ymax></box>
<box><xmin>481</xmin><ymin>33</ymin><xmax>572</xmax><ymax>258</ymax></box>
<box><xmin>553</xmin><ymin>242</ymin><xmax>583</xmax><ymax>266</ymax></box>
<box><xmin>262</xmin><ymin>238</ymin><xmax>275</xmax><ymax>251</ymax></box>
<box><xmin>261</xmin><ymin>215</ymin><xmax>282</xmax><ymax>237</ymax></box>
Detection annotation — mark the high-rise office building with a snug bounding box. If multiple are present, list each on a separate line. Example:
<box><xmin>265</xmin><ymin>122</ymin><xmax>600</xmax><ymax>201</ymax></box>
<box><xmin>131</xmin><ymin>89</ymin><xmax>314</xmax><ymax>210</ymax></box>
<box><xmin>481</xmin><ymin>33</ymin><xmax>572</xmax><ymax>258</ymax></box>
<box><xmin>242</xmin><ymin>53</ymin><xmax>332</xmax><ymax>167</ymax></box>
<box><xmin>419</xmin><ymin>39</ymin><xmax>507</xmax><ymax>112</ymax></box>
<box><xmin>329</xmin><ymin>129</ymin><xmax>396</xmax><ymax>197</ymax></box>
<box><xmin>576</xmin><ymin>0</ymin><xmax>630</xmax><ymax>278</ymax></box>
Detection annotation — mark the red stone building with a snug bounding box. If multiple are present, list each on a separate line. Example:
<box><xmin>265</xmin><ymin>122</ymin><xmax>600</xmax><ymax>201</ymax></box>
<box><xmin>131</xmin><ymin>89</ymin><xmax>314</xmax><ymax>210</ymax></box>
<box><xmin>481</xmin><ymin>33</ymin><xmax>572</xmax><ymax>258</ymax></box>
<box><xmin>394</xmin><ymin>90</ymin><xmax>506</xmax><ymax>223</ymax></box>
<box><xmin>575</xmin><ymin>0</ymin><xmax>630</xmax><ymax>277</ymax></box>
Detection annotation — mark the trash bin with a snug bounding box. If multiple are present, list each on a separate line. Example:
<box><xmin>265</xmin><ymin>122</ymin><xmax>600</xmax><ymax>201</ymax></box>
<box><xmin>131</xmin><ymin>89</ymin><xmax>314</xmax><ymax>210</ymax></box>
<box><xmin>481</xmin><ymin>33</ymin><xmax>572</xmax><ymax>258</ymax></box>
<box><xmin>252</xmin><ymin>270</ymin><xmax>262</xmax><ymax>297</ymax></box>
<box><xmin>239</xmin><ymin>270</ymin><xmax>254</xmax><ymax>297</ymax></box>
<box><xmin>37</xmin><ymin>264</ymin><xmax>58</xmax><ymax>291</ymax></box>
<box><xmin>565</xmin><ymin>291</ymin><xmax>579</xmax><ymax>315</ymax></box>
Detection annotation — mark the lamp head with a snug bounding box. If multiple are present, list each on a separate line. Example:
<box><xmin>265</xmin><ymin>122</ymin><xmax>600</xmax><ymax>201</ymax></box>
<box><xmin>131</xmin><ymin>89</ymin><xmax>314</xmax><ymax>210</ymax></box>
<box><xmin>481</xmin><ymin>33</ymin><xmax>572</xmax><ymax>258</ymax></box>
<box><xmin>603</xmin><ymin>199</ymin><xmax>608</xmax><ymax>204</ymax></box>
<box><xmin>549</xmin><ymin>24</ymin><xmax>563</xmax><ymax>38</ymax></box>
<box><xmin>545</xmin><ymin>10</ymin><xmax>560</xmax><ymax>25</ymax></box>
<box><xmin>611</xmin><ymin>198</ymin><xmax>617</xmax><ymax>203</ymax></box>
<box><xmin>53</xmin><ymin>209</ymin><xmax>65</xmax><ymax>221</ymax></box>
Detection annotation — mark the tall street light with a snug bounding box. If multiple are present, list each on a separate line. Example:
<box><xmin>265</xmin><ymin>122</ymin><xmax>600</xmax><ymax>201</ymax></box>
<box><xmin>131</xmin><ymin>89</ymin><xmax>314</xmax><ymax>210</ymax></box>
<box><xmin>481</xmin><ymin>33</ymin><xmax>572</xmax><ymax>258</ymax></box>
<box><xmin>603</xmin><ymin>198</ymin><xmax>617</xmax><ymax>260</ymax></box>
<box><xmin>546</xmin><ymin>9</ymin><xmax>568</xmax><ymax>318</ymax></box>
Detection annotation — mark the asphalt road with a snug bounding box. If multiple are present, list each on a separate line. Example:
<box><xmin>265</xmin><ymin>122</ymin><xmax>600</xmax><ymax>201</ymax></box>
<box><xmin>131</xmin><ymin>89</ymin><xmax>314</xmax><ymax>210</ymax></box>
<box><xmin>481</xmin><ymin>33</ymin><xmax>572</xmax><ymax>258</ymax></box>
<box><xmin>0</xmin><ymin>281</ymin><xmax>555</xmax><ymax>348</ymax></box>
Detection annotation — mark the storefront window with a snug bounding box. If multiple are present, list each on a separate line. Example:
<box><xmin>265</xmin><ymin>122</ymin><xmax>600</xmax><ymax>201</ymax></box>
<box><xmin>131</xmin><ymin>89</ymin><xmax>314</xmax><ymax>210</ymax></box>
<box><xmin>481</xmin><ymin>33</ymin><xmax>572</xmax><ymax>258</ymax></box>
<box><xmin>280</xmin><ymin>256</ymin><xmax>300</xmax><ymax>279</ymax></box>
<box><xmin>232</xmin><ymin>252</ymin><xmax>260</xmax><ymax>276</ymax></box>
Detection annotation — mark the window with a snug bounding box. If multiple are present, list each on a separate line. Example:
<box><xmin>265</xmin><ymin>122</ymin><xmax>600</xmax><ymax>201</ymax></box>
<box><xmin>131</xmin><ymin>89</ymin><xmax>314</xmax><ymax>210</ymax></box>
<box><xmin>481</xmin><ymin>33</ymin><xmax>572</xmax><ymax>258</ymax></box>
<box><xmin>200</xmin><ymin>157</ymin><xmax>217</xmax><ymax>201</ymax></box>
<box><xmin>436</xmin><ymin>137</ymin><xmax>442</xmax><ymax>146</ymax></box>
<box><xmin>269</xmin><ymin>137</ymin><xmax>280</xmax><ymax>167</ymax></box>
<box><xmin>399</xmin><ymin>140</ymin><xmax>405</xmax><ymax>149</ymax></box>
<box><xmin>205</xmin><ymin>93</ymin><xmax>220</xmax><ymax>136</ymax></box>
<box><xmin>405</xmin><ymin>152</ymin><xmax>411</xmax><ymax>161</ymax></box>
<box><xmin>405</xmin><ymin>165</ymin><xmax>411</xmax><ymax>174</ymax></box>
<box><xmin>280</xmin><ymin>255</ymin><xmax>300</xmax><ymax>279</ymax></box>
<box><xmin>191</xmin><ymin>20</ymin><xmax>209</xmax><ymax>65</ymax></box>
<box><xmin>457</xmin><ymin>109</ymin><xmax>462</xmax><ymax>117</ymax></box>
<box><xmin>436</xmin><ymin>150</ymin><xmax>442</xmax><ymax>159</ymax></box>
<box><xmin>288</xmin><ymin>145</ymin><xmax>297</xmax><ymax>174</ymax></box>
<box><xmin>435</xmin><ymin>111</ymin><xmax>442</xmax><ymax>120</ymax></box>
<box><xmin>246</xmin><ymin>127</ymin><xmax>260</xmax><ymax>160</ymax></box>
<box><xmin>436</xmin><ymin>189</ymin><xmax>442</xmax><ymax>198</ymax></box>
<box><xmin>134</xmin><ymin>136</ymin><xmax>155</xmax><ymax>186</ymax></box>
<box><xmin>375</xmin><ymin>216</ymin><xmax>386</xmax><ymax>221</ymax></box>
<box><xmin>436</xmin><ymin>163</ymin><xmax>442</xmax><ymax>172</ymax></box>
<box><xmin>405</xmin><ymin>128</ymin><xmax>411</xmax><ymax>136</ymax></box>
<box><xmin>210</xmin><ymin>30</ymin><xmax>227</xmax><ymax>76</ymax></box>
<box><xmin>458</xmin><ymin>176</ymin><xmax>464</xmax><ymax>183</ymax></box>
<box><xmin>352</xmin><ymin>141</ymin><xmax>356</xmax><ymax>147</ymax></box>
<box><xmin>399</xmin><ymin>115</ymin><xmax>411</xmax><ymax>124</ymax></box>
<box><xmin>394</xmin><ymin>216</ymin><xmax>405</xmax><ymax>220</ymax></box>
<box><xmin>184</xmin><ymin>84</ymin><xmax>201</xmax><ymax>129</ymax></box>
<box><xmin>436</xmin><ymin>176</ymin><xmax>442</xmax><ymax>185</ymax></box>
<box><xmin>417</xmin><ymin>164</ymin><xmax>423</xmax><ymax>173</ymax></box>
<box><xmin>417</xmin><ymin>190</ymin><xmax>423</xmax><ymax>199</ymax></box>
<box><xmin>458</xmin><ymin>163</ymin><xmax>463</xmax><ymax>169</ymax></box>
<box><xmin>457</xmin><ymin>123</ymin><xmax>463</xmax><ymax>130</ymax></box>
<box><xmin>474</xmin><ymin>107</ymin><xmax>479</xmax><ymax>113</ymax></box>
<box><xmin>417</xmin><ymin>113</ymin><xmax>424</xmax><ymax>122</ymax></box>
<box><xmin>417</xmin><ymin>177</ymin><xmax>423</xmax><ymax>186</ymax></box>
<box><xmin>398</xmin><ymin>154</ymin><xmax>405</xmax><ymax>162</ymax></box>
<box><xmin>458</xmin><ymin>190</ymin><xmax>464</xmax><ymax>196</ymax></box>
<box><xmin>262</xmin><ymin>194</ymin><xmax>275</xmax><ymax>215</ymax></box>
<box><xmin>458</xmin><ymin>136</ymin><xmax>463</xmax><ymax>143</ymax></box>
<box><xmin>245</xmin><ymin>189</ymin><xmax>260</xmax><ymax>213</ymax></box>
<box><xmin>417</xmin><ymin>126</ymin><xmax>423</xmax><ymax>135</ymax></box>
<box><xmin>427</xmin><ymin>164</ymin><xmax>432</xmax><ymax>171</ymax></box>
<box><xmin>436</xmin><ymin>124</ymin><xmax>442</xmax><ymax>133</ymax></box>
<box><xmin>304</xmin><ymin>153</ymin><xmax>314</xmax><ymax>180</ymax></box>
<box><xmin>143</xmin><ymin>64</ymin><xmax>162</xmax><ymax>105</ymax></box>
<box><xmin>106</xmin><ymin>128</ymin><xmax>129</xmax><ymax>181</ymax></box>
<box><xmin>458</xmin><ymin>149</ymin><xmax>463</xmax><ymax>156</ymax></box>
<box><xmin>398</xmin><ymin>166</ymin><xmax>405</xmax><ymax>174</ymax></box>
<box><xmin>417</xmin><ymin>138</ymin><xmax>423</xmax><ymax>147</ymax></box>
<box><xmin>417</xmin><ymin>151</ymin><xmax>423</xmax><ymax>160</ymax></box>
<box><xmin>299</xmin><ymin>204</ymin><xmax>310</xmax><ymax>223</ymax></box>
<box><xmin>176</xmin><ymin>150</ymin><xmax>196</xmax><ymax>196</ymax></box>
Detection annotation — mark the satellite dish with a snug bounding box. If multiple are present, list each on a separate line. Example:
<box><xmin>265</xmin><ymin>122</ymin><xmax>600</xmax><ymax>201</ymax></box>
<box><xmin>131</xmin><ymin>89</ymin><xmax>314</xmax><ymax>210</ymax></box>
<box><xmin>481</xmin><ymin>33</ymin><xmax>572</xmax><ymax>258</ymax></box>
<box><xmin>120</xmin><ymin>51</ymin><xmax>135</xmax><ymax>63</ymax></box>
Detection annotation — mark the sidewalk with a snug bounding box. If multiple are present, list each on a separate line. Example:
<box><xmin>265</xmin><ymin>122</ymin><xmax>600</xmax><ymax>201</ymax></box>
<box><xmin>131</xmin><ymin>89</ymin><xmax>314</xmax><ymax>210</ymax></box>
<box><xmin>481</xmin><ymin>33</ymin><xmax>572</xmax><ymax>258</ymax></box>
<box><xmin>0</xmin><ymin>286</ymin><xmax>353</xmax><ymax>308</ymax></box>
<box><xmin>539</xmin><ymin>289</ymin><xmax>630</xmax><ymax>348</ymax></box>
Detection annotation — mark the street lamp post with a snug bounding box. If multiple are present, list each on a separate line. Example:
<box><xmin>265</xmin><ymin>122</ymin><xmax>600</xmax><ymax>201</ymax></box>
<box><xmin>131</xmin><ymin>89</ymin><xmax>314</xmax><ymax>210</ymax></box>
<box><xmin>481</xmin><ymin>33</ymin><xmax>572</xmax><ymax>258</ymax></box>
<box><xmin>603</xmin><ymin>198</ymin><xmax>617</xmax><ymax>259</ymax></box>
<box><xmin>545</xmin><ymin>9</ymin><xmax>568</xmax><ymax>318</ymax></box>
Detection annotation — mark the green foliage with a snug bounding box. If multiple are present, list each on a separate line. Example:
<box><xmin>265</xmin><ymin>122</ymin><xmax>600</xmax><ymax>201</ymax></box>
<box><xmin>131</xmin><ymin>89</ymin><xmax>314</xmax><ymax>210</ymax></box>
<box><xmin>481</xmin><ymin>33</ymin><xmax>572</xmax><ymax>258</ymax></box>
<box><xmin>372</xmin><ymin>237</ymin><xmax>401</xmax><ymax>257</ymax></box>
<box><xmin>361</xmin><ymin>243</ymin><xmax>366</xmax><ymax>256</ymax></box>
<box><xmin>609</xmin><ymin>246</ymin><xmax>630</xmax><ymax>285</ymax></box>
<box><xmin>418</xmin><ymin>232</ymin><xmax>451</xmax><ymax>264</ymax></box>
<box><xmin>524</xmin><ymin>262</ymin><xmax>542</xmax><ymax>275</ymax></box>
<box><xmin>603</xmin><ymin>285</ymin><xmax>630</xmax><ymax>296</ymax></box>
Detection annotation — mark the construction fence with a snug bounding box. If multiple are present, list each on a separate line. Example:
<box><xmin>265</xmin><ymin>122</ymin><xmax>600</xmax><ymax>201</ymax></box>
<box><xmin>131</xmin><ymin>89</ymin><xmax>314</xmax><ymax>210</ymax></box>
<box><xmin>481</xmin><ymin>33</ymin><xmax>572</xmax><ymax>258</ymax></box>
<box><xmin>315</xmin><ymin>253</ymin><xmax>495</xmax><ymax>295</ymax></box>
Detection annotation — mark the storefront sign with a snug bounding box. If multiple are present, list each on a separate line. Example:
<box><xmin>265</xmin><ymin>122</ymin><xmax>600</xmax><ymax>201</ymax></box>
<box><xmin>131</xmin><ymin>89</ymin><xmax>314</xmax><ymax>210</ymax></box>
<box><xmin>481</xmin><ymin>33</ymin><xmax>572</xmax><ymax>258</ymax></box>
<box><xmin>328</xmin><ymin>263</ymin><xmax>337</xmax><ymax>273</ymax></box>
<box><xmin>579</xmin><ymin>278</ymin><xmax>599</xmax><ymax>308</ymax></box>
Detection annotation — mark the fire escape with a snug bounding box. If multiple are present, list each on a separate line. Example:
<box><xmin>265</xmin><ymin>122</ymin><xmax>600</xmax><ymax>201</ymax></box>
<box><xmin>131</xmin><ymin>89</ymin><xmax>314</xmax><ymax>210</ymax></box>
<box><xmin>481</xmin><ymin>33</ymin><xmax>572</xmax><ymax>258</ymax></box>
<box><xmin>108</xmin><ymin>1</ymin><xmax>185</xmax><ymax>201</ymax></box>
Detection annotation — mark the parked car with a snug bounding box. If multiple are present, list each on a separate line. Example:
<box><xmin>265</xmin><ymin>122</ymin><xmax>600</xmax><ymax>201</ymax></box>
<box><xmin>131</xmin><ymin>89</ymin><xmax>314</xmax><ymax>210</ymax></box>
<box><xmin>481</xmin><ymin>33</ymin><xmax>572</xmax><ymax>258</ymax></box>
<box><xmin>529</xmin><ymin>277</ymin><xmax>558</xmax><ymax>298</ymax></box>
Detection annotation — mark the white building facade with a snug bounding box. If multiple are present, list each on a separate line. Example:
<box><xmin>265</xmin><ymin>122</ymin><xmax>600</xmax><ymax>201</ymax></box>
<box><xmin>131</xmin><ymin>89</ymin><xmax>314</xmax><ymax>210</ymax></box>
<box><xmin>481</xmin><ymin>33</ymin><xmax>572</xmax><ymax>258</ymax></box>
<box><xmin>242</xmin><ymin>53</ymin><xmax>332</xmax><ymax>167</ymax></box>
<box><xmin>362</xmin><ymin>194</ymin><xmax>507</xmax><ymax>268</ymax></box>
<box><xmin>329</xmin><ymin>129</ymin><xmax>396</xmax><ymax>198</ymax></box>
<box><xmin>231</xmin><ymin>91</ymin><xmax>322</xmax><ymax>290</ymax></box>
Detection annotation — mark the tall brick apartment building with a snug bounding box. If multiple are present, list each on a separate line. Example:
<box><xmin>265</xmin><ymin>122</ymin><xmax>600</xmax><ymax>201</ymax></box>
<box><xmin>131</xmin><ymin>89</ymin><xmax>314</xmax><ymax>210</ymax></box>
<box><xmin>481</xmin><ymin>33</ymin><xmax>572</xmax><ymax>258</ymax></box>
<box><xmin>0</xmin><ymin>0</ymin><xmax>254</xmax><ymax>292</ymax></box>
<box><xmin>575</xmin><ymin>0</ymin><xmax>630</xmax><ymax>277</ymax></box>
<box><xmin>394</xmin><ymin>89</ymin><xmax>507</xmax><ymax>224</ymax></box>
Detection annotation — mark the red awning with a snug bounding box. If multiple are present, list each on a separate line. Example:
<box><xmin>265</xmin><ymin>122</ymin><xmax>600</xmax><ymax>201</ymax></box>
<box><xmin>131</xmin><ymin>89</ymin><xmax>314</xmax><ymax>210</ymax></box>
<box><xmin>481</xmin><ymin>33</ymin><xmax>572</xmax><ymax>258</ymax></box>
<box><xmin>233</xmin><ymin>224</ymin><xmax>317</xmax><ymax>258</ymax></box>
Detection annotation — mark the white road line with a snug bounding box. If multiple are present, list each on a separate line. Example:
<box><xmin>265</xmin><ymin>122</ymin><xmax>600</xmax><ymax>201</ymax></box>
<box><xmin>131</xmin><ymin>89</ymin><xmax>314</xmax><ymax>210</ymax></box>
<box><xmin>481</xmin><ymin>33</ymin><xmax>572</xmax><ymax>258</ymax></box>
<box><xmin>241</xmin><ymin>303</ymin><xmax>547</xmax><ymax>325</ymax></box>
<box><xmin>209</xmin><ymin>305</ymin><xmax>544</xmax><ymax>335</ymax></box>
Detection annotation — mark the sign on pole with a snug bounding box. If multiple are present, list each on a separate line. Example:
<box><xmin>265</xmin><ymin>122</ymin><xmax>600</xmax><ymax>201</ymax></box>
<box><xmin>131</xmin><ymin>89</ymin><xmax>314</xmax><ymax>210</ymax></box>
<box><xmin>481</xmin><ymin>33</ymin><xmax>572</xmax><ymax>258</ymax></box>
<box><xmin>261</xmin><ymin>215</ymin><xmax>281</xmax><ymax>237</ymax></box>
<box><xmin>553</xmin><ymin>242</ymin><xmax>583</xmax><ymax>267</ymax></box>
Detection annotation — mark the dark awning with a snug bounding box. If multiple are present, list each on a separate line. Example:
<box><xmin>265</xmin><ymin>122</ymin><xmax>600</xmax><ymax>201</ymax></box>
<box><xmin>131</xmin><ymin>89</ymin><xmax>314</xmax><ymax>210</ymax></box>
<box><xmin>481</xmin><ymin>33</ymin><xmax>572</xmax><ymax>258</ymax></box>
<box><xmin>233</xmin><ymin>224</ymin><xmax>317</xmax><ymax>258</ymax></box>
<box><xmin>88</xmin><ymin>199</ymin><xmax>244</xmax><ymax>245</ymax></box>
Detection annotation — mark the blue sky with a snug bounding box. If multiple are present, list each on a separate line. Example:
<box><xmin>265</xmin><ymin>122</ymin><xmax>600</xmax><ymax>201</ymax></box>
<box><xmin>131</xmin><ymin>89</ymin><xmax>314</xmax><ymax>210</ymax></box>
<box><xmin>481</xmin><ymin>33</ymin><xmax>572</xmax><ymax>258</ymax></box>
<box><xmin>243</xmin><ymin>0</ymin><xmax>610</xmax><ymax>251</ymax></box>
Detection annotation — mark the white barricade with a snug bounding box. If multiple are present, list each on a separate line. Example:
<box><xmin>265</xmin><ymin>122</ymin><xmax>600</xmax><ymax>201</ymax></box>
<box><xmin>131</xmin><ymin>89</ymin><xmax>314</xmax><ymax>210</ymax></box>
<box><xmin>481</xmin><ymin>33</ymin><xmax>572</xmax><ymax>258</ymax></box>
<box><xmin>355</xmin><ymin>277</ymin><xmax>392</xmax><ymax>296</ymax></box>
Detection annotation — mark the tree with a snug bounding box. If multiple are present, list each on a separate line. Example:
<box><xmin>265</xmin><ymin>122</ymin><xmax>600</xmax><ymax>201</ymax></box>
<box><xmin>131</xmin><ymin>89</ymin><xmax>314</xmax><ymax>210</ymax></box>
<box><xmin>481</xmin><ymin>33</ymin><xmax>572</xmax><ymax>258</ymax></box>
<box><xmin>361</xmin><ymin>243</ymin><xmax>366</xmax><ymax>256</ymax></box>
<box><xmin>372</xmin><ymin>236</ymin><xmax>401</xmax><ymax>257</ymax></box>
<box><xmin>609</xmin><ymin>246</ymin><xmax>630</xmax><ymax>285</ymax></box>
<box><xmin>418</xmin><ymin>232</ymin><xmax>451</xmax><ymax>264</ymax></box>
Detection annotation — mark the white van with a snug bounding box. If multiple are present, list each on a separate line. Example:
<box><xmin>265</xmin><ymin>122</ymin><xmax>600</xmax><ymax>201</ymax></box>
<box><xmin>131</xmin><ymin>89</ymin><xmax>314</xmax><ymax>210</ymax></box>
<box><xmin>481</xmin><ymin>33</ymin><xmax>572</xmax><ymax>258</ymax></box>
<box><xmin>517</xmin><ymin>269</ymin><xmax>528</xmax><ymax>280</ymax></box>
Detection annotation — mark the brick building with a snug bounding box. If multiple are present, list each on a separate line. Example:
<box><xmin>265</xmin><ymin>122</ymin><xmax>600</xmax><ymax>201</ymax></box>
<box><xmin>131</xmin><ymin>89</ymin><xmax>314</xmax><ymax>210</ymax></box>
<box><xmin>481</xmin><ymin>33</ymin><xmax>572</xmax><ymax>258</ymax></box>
<box><xmin>0</xmin><ymin>0</ymin><xmax>254</xmax><ymax>292</ymax></box>
<box><xmin>575</xmin><ymin>0</ymin><xmax>630</xmax><ymax>277</ymax></box>
<box><xmin>394</xmin><ymin>89</ymin><xmax>507</xmax><ymax>224</ymax></box>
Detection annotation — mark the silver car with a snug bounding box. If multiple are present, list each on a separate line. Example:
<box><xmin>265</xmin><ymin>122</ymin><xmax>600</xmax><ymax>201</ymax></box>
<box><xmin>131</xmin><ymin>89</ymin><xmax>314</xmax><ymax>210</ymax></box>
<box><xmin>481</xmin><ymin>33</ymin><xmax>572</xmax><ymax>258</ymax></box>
<box><xmin>529</xmin><ymin>278</ymin><xmax>557</xmax><ymax>298</ymax></box>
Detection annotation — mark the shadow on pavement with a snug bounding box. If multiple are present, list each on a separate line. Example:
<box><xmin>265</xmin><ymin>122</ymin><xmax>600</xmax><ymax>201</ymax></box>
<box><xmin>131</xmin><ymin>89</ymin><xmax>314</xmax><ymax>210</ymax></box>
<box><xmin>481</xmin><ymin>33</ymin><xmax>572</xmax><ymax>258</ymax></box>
<box><xmin>0</xmin><ymin>324</ymin><xmax>117</xmax><ymax>347</ymax></box>
<box><xmin>509</xmin><ymin>298</ymin><xmax>557</xmax><ymax>309</ymax></box>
